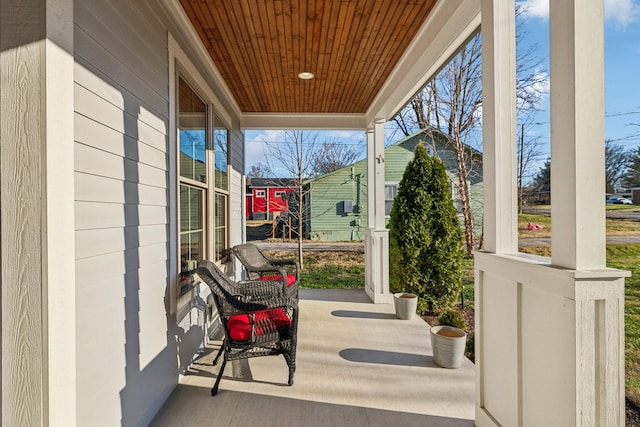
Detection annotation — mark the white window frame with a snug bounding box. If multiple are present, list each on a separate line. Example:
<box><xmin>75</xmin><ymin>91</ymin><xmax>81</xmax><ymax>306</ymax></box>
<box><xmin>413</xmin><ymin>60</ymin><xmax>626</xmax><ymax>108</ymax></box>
<box><xmin>385</xmin><ymin>182</ymin><xmax>399</xmax><ymax>217</ymax></box>
<box><xmin>213</xmin><ymin>117</ymin><xmax>230</xmax><ymax>262</ymax></box>
<box><xmin>256</xmin><ymin>189</ymin><xmax>266</xmax><ymax>198</ymax></box>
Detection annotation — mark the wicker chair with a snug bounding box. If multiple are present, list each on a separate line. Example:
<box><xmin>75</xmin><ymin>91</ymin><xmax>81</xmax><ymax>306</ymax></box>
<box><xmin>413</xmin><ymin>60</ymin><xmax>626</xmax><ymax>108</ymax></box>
<box><xmin>231</xmin><ymin>243</ymin><xmax>299</xmax><ymax>298</ymax></box>
<box><xmin>197</xmin><ymin>259</ymin><xmax>299</xmax><ymax>396</ymax></box>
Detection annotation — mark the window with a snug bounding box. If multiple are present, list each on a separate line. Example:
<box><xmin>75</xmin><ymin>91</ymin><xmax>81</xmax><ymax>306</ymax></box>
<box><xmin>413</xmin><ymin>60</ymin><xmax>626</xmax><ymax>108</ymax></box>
<box><xmin>385</xmin><ymin>183</ymin><xmax>398</xmax><ymax>216</ymax></box>
<box><xmin>256</xmin><ymin>190</ymin><xmax>266</xmax><ymax>198</ymax></box>
<box><xmin>214</xmin><ymin>119</ymin><xmax>228</xmax><ymax>192</ymax></box>
<box><xmin>178</xmin><ymin>77</ymin><xmax>207</xmax><ymax>275</ymax></box>
<box><xmin>213</xmin><ymin>116</ymin><xmax>229</xmax><ymax>261</ymax></box>
<box><xmin>177</xmin><ymin>76</ymin><xmax>230</xmax><ymax>282</ymax></box>
<box><xmin>274</xmin><ymin>190</ymin><xmax>286</xmax><ymax>198</ymax></box>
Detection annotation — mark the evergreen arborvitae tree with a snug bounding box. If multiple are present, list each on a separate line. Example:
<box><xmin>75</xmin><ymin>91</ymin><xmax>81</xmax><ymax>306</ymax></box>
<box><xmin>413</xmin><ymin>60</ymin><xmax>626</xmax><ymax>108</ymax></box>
<box><xmin>388</xmin><ymin>143</ymin><xmax>465</xmax><ymax>313</ymax></box>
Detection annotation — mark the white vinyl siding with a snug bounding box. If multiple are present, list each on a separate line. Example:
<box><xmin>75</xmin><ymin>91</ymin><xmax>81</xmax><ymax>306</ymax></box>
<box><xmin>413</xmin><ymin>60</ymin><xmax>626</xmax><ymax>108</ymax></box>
<box><xmin>73</xmin><ymin>1</ymin><xmax>172</xmax><ymax>426</ymax></box>
<box><xmin>73</xmin><ymin>2</ymin><xmax>245</xmax><ymax>425</ymax></box>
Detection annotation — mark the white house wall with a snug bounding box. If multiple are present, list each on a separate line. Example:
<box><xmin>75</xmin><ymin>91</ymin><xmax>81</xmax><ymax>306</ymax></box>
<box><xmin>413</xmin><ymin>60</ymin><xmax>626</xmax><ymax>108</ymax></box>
<box><xmin>230</xmin><ymin>167</ymin><xmax>245</xmax><ymax>277</ymax></box>
<box><xmin>228</xmin><ymin>124</ymin><xmax>245</xmax><ymax>277</ymax></box>
<box><xmin>73</xmin><ymin>0</ymin><xmax>244</xmax><ymax>425</ymax></box>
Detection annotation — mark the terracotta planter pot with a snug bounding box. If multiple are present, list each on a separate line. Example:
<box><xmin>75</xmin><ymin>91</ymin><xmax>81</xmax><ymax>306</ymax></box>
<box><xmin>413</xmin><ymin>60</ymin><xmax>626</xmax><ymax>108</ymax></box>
<box><xmin>430</xmin><ymin>325</ymin><xmax>467</xmax><ymax>368</ymax></box>
<box><xmin>393</xmin><ymin>292</ymin><xmax>417</xmax><ymax>320</ymax></box>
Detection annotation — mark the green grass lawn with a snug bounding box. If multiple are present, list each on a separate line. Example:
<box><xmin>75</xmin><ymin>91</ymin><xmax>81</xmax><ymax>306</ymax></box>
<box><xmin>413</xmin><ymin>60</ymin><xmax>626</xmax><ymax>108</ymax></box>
<box><xmin>268</xmin><ymin>250</ymin><xmax>365</xmax><ymax>289</ymax></box>
<box><xmin>519</xmin><ymin>211</ymin><xmax>640</xmax><ymax>238</ymax></box>
<box><xmin>607</xmin><ymin>204</ymin><xmax>640</xmax><ymax>212</ymax></box>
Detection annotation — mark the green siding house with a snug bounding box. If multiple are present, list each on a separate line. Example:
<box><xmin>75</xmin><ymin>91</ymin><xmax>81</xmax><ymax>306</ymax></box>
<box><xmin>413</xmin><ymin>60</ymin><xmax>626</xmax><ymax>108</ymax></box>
<box><xmin>304</xmin><ymin>129</ymin><xmax>483</xmax><ymax>241</ymax></box>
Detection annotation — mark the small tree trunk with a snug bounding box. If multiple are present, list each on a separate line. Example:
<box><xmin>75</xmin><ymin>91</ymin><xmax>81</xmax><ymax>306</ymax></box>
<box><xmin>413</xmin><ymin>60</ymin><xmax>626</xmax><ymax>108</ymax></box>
<box><xmin>454</xmin><ymin>138</ymin><xmax>474</xmax><ymax>257</ymax></box>
<box><xmin>297</xmin><ymin>183</ymin><xmax>304</xmax><ymax>270</ymax></box>
<box><xmin>518</xmin><ymin>123</ymin><xmax>525</xmax><ymax>214</ymax></box>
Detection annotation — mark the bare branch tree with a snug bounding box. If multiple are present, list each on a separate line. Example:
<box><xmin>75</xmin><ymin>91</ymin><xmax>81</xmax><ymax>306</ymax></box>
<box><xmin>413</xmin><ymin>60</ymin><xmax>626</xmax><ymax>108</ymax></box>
<box><xmin>605</xmin><ymin>139</ymin><xmax>632</xmax><ymax>193</ymax></box>
<box><xmin>263</xmin><ymin>130</ymin><xmax>319</xmax><ymax>268</ymax></box>
<box><xmin>517</xmin><ymin>124</ymin><xmax>543</xmax><ymax>212</ymax></box>
<box><xmin>247</xmin><ymin>162</ymin><xmax>271</xmax><ymax>178</ymax></box>
<box><xmin>311</xmin><ymin>139</ymin><xmax>361</xmax><ymax>176</ymax></box>
<box><xmin>390</xmin><ymin>6</ymin><xmax>547</xmax><ymax>255</ymax></box>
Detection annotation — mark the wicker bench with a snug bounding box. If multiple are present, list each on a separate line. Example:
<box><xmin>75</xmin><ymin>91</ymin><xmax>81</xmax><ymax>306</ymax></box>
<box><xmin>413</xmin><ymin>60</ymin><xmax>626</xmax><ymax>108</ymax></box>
<box><xmin>197</xmin><ymin>259</ymin><xmax>299</xmax><ymax>396</ymax></box>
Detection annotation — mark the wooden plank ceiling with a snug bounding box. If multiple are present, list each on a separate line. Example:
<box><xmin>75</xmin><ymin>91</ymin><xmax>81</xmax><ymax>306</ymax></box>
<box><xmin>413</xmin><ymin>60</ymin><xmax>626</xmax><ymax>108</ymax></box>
<box><xmin>179</xmin><ymin>0</ymin><xmax>436</xmax><ymax>114</ymax></box>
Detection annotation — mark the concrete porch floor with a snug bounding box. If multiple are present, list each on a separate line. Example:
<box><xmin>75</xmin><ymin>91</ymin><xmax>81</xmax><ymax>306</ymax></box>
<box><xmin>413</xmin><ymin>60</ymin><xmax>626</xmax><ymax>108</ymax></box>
<box><xmin>151</xmin><ymin>289</ymin><xmax>475</xmax><ymax>427</ymax></box>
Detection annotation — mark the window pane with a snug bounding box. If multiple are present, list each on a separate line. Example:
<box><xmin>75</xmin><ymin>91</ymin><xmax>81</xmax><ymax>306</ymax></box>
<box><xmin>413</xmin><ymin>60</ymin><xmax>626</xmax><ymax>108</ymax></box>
<box><xmin>385</xmin><ymin>200</ymin><xmax>394</xmax><ymax>216</ymax></box>
<box><xmin>385</xmin><ymin>184</ymin><xmax>397</xmax><ymax>200</ymax></box>
<box><xmin>214</xmin><ymin>192</ymin><xmax>227</xmax><ymax>261</ymax></box>
<box><xmin>214</xmin><ymin>120</ymin><xmax>228</xmax><ymax>191</ymax></box>
<box><xmin>180</xmin><ymin>185</ymin><xmax>204</xmax><ymax>272</ymax></box>
<box><xmin>385</xmin><ymin>184</ymin><xmax>398</xmax><ymax>215</ymax></box>
<box><xmin>179</xmin><ymin>78</ymin><xmax>207</xmax><ymax>183</ymax></box>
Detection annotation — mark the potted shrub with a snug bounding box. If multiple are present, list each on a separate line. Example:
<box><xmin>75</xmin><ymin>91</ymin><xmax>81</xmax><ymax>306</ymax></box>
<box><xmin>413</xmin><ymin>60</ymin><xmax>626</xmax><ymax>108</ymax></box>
<box><xmin>388</xmin><ymin>142</ymin><xmax>465</xmax><ymax>313</ymax></box>
<box><xmin>430</xmin><ymin>308</ymin><xmax>467</xmax><ymax>368</ymax></box>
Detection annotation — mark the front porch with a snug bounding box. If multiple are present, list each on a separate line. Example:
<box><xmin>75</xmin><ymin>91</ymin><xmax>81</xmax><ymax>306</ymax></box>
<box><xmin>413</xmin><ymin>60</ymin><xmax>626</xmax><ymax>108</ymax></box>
<box><xmin>151</xmin><ymin>289</ymin><xmax>475</xmax><ymax>426</ymax></box>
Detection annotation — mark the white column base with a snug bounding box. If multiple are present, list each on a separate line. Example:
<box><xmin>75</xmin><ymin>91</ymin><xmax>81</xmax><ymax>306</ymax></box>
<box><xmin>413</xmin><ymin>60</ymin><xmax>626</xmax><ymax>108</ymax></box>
<box><xmin>474</xmin><ymin>252</ymin><xmax>628</xmax><ymax>427</ymax></box>
<box><xmin>365</xmin><ymin>228</ymin><xmax>390</xmax><ymax>304</ymax></box>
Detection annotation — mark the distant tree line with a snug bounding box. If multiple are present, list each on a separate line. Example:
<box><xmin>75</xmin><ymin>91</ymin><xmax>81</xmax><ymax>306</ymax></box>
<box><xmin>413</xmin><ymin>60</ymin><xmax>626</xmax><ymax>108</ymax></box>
<box><xmin>531</xmin><ymin>139</ymin><xmax>640</xmax><ymax>194</ymax></box>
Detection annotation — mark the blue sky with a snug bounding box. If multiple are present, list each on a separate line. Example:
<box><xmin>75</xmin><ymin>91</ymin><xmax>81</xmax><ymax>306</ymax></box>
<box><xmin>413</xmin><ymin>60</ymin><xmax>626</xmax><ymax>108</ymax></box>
<box><xmin>519</xmin><ymin>0</ymin><xmax>640</xmax><ymax>151</ymax></box>
<box><xmin>246</xmin><ymin>0</ymin><xmax>640</xmax><ymax>176</ymax></box>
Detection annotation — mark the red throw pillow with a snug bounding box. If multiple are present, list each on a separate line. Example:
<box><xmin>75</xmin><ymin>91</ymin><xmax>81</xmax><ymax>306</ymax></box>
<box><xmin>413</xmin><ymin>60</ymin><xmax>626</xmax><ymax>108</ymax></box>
<box><xmin>226</xmin><ymin>308</ymin><xmax>292</xmax><ymax>341</ymax></box>
<box><xmin>259</xmin><ymin>274</ymin><xmax>296</xmax><ymax>286</ymax></box>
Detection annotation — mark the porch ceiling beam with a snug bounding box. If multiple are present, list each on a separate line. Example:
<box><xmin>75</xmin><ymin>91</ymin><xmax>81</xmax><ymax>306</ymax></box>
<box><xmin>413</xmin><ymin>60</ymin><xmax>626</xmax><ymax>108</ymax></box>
<box><xmin>365</xmin><ymin>0</ymin><xmax>481</xmax><ymax>126</ymax></box>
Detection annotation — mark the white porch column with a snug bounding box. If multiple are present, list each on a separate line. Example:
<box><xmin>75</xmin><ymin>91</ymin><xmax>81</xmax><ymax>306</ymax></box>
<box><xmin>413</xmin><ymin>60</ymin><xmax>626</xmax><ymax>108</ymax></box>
<box><xmin>549</xmin><ymin>1</ymin><xmax>627</xmax><ymax>425</ymax></box>
<box><xmin>480</xmin><ymin>0</ymin><xmax>518</xmax><ymax>255</ymax></box>
<box><xmin>365</xmin><ymin>118</ymin><xmax>389</xmax><ymax>303</ymax></box>
<box><xmin>476</xmin><ymin>1</ymin><xmax>628</xmax><ymax>426</ymax></box>
<box><xmin>476</xmin><ymin>0</ymin><xmax>518</xmax><ymax>424</ymax></box>
<box><xmin>0</xmin><ymin>0</ymin><xmax>76</xmax><ymax>425</ymax></box>
<box><xmin>550</xmin><ymin>0</ymin><xmax>606</xmax><ymax>270</ymax></box>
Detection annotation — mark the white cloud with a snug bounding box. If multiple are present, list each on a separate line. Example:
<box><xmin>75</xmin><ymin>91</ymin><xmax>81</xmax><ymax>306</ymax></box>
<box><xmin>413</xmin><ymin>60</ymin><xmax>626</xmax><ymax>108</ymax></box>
<box><xmin>518</xmin><ymin>0</ymin><xmax>640</xmax><ymax>28</ymax></box>
<box><xmin>605</xmin><ymin>0</ymin><xmax>640</xmax><ymax>28</ymax></box>
<box><xmin>518</xmin><ymin>0</ymin><xmax>548</xmax><ymax>20</ymax></box>
<box><xmin>245</xmin><ymin>130</ymin><xmax>285</xmax><ymax>174</ymax></box>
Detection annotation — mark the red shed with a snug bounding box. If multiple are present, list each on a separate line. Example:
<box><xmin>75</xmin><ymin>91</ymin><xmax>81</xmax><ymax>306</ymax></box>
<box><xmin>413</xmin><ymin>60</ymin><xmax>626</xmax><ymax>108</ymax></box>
<box><xmin>247</xmin><ymin>178</ymin><xmax>297</xmax><ymax>220</ymax></box>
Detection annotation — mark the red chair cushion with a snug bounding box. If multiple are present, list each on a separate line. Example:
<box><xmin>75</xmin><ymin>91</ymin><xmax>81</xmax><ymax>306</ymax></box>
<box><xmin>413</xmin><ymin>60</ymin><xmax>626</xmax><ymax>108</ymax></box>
<box><xmin>226</xmin><ymin>308</ymin><xmax>292</xmax><ymax>341</ymax></box>
<box><xmin>259</xmin><ymin>274</ymin><xmax>297</xmax><ymax>286</ymax></box>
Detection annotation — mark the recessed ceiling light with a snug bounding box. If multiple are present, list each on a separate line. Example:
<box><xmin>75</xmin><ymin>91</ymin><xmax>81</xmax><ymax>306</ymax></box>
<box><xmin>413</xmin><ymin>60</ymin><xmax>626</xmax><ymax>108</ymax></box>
<box><xmin>298</xmin><ymin>72</ymin><xmax>314</xmax><ymax>80</ymax></box>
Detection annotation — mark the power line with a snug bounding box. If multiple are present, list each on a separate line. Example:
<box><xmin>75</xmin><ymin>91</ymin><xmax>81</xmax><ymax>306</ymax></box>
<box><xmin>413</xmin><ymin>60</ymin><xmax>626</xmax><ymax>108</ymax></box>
<box><xmin>253</xmin><ymin>139</ymin><xmax>367</xmax><ymax>148</ymax></box>
<box><xmin>605</xmin><ymin>111</ymin><xmax>640</xmax><ymax>117</ymax></box>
